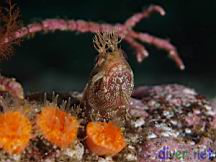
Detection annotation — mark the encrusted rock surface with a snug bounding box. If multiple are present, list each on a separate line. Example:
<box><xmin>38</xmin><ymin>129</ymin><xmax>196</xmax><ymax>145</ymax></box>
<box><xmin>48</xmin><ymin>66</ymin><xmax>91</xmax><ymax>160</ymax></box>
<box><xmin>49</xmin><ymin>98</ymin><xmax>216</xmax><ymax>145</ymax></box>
<box><xmin>1</xmin><ymin>84</ymin><xmax>216</xmax><ymax>162</ymax></box>
<box><xmin>132</xmin><ymin>84</ymin><xmax>216</xmax><ymax>162</ymax></box>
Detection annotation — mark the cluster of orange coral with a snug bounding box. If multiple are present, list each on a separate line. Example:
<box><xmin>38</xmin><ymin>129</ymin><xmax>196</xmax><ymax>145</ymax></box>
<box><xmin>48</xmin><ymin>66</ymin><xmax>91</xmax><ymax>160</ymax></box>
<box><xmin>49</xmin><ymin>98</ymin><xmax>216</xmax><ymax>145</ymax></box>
<box><xmin>0</xmin><ymin>105</ymin><xmax>126</xmax><ymax>157</ymax></box>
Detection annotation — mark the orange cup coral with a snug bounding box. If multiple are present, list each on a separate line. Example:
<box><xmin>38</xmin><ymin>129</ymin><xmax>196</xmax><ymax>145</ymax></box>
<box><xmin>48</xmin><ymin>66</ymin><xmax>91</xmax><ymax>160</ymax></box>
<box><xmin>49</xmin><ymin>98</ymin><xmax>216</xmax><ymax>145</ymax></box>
<box><xmin>86</xmin><ymin>122</ymin><xmax>126</xmax><ymax>156</ymax></box>
<box><xmin>0</xmin><ymin>111</ymin><xmax>32</xmax><ymax>154</ymax></box>
<box><xmin>36</xmin><ymin>105</ymin><xmax>79</xmax><ymax>148</ymax></box>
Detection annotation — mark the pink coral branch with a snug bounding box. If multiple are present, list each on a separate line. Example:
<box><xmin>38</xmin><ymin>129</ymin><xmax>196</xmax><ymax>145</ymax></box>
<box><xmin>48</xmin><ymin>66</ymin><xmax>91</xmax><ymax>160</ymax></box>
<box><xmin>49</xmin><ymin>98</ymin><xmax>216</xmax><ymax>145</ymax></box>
<box><xmin>3</xmin><ymin>5</ymin><xmax>184</xmax><ymax>70</ymax></box>
<box><xmin>124</xmin><ymin>5</ymin><xmax>166</xmax><ymax>28</ymax></box>
<box><xmin>129</xmin><ymin>31</ymin><xmax>185</xmax><ymax>70</ymax></box>
<box><xmin>124</xmin><ymin>36</ymin><xmax>149</xmax><ymax>62</ymax></box>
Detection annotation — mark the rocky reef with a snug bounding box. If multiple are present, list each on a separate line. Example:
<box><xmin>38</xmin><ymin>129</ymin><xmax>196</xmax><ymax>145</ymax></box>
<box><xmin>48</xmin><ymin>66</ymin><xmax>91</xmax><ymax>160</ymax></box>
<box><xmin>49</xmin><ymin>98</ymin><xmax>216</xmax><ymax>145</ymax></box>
<box><xmin>0</xmin><ymin>84</ymin><xmax>214</xmax><ymax>162</ymax></box>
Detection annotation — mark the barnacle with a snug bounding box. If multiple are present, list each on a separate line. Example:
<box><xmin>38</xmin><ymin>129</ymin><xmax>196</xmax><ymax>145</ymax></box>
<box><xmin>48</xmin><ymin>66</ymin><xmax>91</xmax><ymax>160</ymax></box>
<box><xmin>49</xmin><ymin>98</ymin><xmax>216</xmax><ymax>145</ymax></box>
<box><xmin>0</xmin><ymin>111</ymin><xmax>32</xmax><ymax>154</ymax></box>
<box><xmin>36</xmin><ymin>104</ymin><xmax>79</xmax><ymax>148</ymax></box>
<box><xmin>83</xmin><ymin>32</ymin><xmax>134</xmax><ymax>119</ymax></box>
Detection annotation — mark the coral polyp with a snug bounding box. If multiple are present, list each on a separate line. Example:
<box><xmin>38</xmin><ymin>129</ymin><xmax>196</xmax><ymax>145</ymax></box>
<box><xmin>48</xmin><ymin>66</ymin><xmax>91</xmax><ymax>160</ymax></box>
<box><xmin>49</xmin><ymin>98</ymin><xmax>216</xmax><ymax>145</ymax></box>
<box><xmin>36</xmin><ymin>105</ymin><xmax>79</xmax><ymax>148</ymax></box>
<box><xmin>0</xmin><ymin>111</ymin><xmax>32</xmax><ymax>154</ymax></box>
<box><xmin>86</xmin><ymin>122</ymin><xmax>126</xmax><ymax>156</ymax></box>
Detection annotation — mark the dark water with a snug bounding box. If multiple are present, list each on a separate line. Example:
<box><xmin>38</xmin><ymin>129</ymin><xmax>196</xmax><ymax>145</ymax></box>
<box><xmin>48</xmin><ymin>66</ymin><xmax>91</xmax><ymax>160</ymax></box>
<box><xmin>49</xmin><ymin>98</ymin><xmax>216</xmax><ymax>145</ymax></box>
<box><xmin>0</xmin><ymin>0</ymin><xmax>215</xmax><ymax>97</ymax></box>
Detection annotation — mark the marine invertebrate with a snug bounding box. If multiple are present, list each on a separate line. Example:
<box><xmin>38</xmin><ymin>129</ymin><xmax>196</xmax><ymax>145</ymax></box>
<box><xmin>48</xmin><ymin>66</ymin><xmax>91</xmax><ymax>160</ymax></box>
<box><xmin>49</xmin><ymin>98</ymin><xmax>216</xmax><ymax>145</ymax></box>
<box><xmin>0</xmin><ymin>4</ymin><xmax>184</xmax><ymax>70</ymax></box>
<box><xmin>0</xmin><ymin>111</ymin><xmax>32</xmax><ymax>154</ymax></box>
<box><xmin>82</xmin><ymin>32</ymin><xmax>134</xmax><ymax>117</ymax></box>
<box><xmin>86</xmin><ymin>122</ymin><xmax>126</xmax><ymax>156</ymax></box>
<box><xmin>0</xmin><ymin>0</ymin><xmax>21</xmax><ymax>58</ymax></box>
<box><xmin>36</xmin><ymin>104</ymin><xmax>79</xmax><ymax>148</ymax></box>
